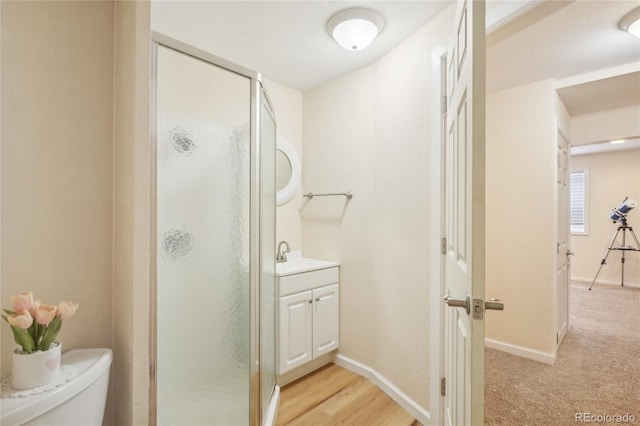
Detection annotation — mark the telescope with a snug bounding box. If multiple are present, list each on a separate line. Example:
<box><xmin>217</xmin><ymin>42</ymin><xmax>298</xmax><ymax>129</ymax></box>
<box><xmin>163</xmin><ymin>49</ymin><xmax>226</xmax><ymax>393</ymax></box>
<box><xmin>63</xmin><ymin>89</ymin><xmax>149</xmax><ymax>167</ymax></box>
<box><xmin>590</xmin><ymin>196</ymin><xmax>640</xmax><ymax>290</ymax></box>
<box><xmin>609</xmin><ymin>197</ymin><xmax>637</xmax><ymax>222</ymax></box>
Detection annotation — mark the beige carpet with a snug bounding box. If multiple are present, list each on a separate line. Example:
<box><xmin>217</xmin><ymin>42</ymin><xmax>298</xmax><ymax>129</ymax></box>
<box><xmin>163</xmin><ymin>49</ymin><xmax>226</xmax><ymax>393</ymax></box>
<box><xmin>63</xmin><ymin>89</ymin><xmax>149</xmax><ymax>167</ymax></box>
<box><xmin>485</xmin><ymin>282</ymin><xmax>640</xmax><ymax>425</ymax></box>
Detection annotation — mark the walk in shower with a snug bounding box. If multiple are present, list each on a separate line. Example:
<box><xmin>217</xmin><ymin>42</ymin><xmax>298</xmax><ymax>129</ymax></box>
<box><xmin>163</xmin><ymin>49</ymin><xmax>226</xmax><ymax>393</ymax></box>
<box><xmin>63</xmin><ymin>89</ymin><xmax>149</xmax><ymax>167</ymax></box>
<box><xmin>150</xmin><ymin>34</ymin><xmax>276</xmax><ymax>426</ymax></box>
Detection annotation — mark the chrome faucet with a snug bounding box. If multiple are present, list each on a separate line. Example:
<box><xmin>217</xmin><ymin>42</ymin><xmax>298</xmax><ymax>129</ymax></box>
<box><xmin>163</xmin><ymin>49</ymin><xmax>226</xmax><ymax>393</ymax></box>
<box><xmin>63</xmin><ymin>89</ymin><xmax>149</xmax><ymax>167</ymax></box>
<box><xmin>276</xmin><ymin>241</ymin><xmax>290</xmax><ymax>263</ymax></box>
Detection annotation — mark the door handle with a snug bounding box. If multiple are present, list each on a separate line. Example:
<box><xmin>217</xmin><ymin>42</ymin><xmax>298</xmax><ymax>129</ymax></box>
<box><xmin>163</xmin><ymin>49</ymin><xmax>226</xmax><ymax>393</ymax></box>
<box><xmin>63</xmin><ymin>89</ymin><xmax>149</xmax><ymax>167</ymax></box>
<box><xmin>444</xmin><ymin>294</ymin><xmax>470</xmax><ymax>315</ymax></box>
<box><xmin>567</xmin><ymin>250</ymin><xmax>575</xmax><ymax>257</ymax></box>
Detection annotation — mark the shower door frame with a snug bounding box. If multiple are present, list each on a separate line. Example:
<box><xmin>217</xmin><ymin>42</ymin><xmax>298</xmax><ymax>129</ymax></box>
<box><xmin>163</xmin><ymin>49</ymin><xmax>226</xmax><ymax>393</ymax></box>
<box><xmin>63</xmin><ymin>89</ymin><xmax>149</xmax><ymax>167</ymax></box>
<box><xmin>148</xmin><ymin>32</ymin><xmax>276</xmax><ymax>426</ymax></box>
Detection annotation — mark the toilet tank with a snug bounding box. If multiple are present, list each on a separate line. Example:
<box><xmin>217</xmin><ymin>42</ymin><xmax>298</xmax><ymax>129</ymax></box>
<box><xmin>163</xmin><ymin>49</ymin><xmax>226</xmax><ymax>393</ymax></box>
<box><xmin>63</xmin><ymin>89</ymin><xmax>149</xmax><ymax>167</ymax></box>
<box><xmin>1</xmin><ymin>348</ymin><xmax>112</xmax><ymax>426</ymax></box>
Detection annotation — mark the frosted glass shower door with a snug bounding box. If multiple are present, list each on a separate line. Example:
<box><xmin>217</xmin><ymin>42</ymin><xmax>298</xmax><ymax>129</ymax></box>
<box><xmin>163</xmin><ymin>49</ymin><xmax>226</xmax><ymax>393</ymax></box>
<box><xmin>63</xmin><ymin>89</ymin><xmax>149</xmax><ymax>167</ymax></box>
<box><xmin>156</xmin><ymin>45</ymin><xmax>251</xmax><ymax>425</ymax></box>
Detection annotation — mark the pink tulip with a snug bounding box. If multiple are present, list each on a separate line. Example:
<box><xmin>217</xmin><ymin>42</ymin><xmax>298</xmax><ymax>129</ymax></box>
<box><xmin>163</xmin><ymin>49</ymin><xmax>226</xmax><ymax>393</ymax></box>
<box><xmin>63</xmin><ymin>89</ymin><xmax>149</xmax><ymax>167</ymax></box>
<box><xmin>8</xmin><ymin>310</ymin><xmax>34</xmax><ymax>330</ymax></box>
<box><xmin>57</xmin><ymin>300</ymin><xmax>79</xmax><ymax>320</ymax></box>
<box><xmin>35</xmin><ymin>304</ymin><xmax>57</xmax><ymax>325</ymax></box>
<box><xmin>29</xmin><ymin>300</ymin><xmax>41</xmax><ymax>318</ymax></box>
<box><xmin>10</xmin><ymin>292</ymin><xmax>34</xmax><ymax>313</ymax></box>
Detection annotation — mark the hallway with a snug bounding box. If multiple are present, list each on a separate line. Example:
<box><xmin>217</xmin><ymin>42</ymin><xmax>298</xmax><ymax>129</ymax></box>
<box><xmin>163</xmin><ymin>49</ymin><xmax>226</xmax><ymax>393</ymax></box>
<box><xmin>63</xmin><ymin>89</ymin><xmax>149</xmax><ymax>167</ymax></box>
<box><xmin>485</xmin><ymin>282</ymin><xmax>640</xmax><ymax>425</ymax></box>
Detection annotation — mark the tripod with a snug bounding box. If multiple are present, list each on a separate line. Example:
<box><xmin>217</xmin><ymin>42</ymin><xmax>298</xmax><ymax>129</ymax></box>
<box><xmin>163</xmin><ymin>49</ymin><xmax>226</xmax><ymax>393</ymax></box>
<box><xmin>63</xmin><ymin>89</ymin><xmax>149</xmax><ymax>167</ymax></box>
<box><xmin>589</xmin><ymin>217</ymin><xmax>640</xmax><ymax>290</ymax></box>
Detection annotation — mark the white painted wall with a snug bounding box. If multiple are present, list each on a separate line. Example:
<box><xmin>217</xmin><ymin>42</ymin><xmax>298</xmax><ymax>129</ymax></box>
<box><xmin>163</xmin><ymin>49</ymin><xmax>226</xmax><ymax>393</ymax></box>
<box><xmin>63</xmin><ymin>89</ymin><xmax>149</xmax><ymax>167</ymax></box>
<box><xmin>301</xmin><ymin>7</ymin><xmax>453</xmax><ymax>410</ymax></box>
<box><xmin>1</xmin><ymin>2</ymin><xmax>115</xmax><ymax>423</ymax></box>
<box><xmin>263</xmin><ymin>79</ymin><xmax>304</xmax><ymax>252</ymax></box>
<box><xmin>485</xmin><ymin>79</ymin><xmax>557</xmax><ymax>357</ymax></box>
<box><xmin>570</xmin><ymin>149</ymin><xmax>640</xmax><ymax>286</ymax></box>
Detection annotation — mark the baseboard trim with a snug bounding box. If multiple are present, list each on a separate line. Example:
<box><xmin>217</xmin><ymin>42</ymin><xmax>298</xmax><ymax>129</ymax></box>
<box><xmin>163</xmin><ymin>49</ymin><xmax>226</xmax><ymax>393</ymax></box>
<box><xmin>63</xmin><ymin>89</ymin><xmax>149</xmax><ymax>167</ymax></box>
<box><xmin>571</xmin><ymin>276</ymin><xmax>640</xmax><ymax>289</ymax></box>
<box><xmin>333</xmin><ymin>354</ymin><xmax>430</xmax><ymax>425</ymax></box>
<box><xmin>263</xmin><ymin>384</ymin><xmax>280</xmax><ymax>426</ymax></box>
<box><xmin>277</xmin><ymin>353</ymin><xmax>333</xmax><ymax>387</ymax></box>
<box><xmin>485</xmin><ymin>338</ymin><xmax>556</xmax><ymax>365</ymax></box>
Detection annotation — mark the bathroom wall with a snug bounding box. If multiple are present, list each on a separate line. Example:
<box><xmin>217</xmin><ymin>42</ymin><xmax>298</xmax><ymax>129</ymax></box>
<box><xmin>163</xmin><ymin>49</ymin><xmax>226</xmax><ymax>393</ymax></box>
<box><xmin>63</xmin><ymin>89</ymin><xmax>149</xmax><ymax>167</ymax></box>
<box><xmin>263</xmin><ymin>79</ymin><xmax>304</xmax><ymax>251</ymax></box>
<box><xmin>113</xmin><ymin>1</ymin><xmax>151</xmax><ymax>425</ymax></box>
<box><xmin>301</xmin><ymin>6</ymin><xmax>454</xmax><ymax>411</ymax></box>
<box><xmin>0</xmin><ymin>0</ymin><xmax>115</xmax><ymax>422</ymax></box>
<box><xmin>485</xmin><ymin>79</ymin><xmax>557</xmax><ymax>358</ymax></box>
<box><xmin>570</xmin><ymin>149</ymin><xmax>640</xmax><ymax>286</ymax></box>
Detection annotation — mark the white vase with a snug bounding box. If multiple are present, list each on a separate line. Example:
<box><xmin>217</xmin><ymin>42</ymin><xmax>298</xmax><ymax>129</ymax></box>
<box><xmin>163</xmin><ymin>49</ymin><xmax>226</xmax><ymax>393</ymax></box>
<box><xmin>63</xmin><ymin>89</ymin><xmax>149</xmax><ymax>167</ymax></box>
<box><xmin>11</xmin><ymin>341</ymin><xmax>62</xmax><ymax>389</ymax></box>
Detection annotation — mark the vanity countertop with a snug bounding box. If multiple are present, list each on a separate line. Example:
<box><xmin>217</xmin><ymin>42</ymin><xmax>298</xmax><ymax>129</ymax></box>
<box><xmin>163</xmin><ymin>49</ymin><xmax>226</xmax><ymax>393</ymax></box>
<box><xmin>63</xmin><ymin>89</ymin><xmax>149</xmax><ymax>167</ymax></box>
<box><xmin>275</xmin><ymin>251</ymin><xmax>339</xmax><ymax>277</ymax></box>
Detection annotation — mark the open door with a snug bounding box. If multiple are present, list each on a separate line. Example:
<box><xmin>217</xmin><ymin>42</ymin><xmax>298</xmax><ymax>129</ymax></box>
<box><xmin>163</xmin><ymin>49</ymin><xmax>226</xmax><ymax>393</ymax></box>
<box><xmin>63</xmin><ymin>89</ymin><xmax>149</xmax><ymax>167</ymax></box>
<box><xmin>441</xmin><ymin>0</ymin><xmax>492</xmax><ymax>425</ymax></box>
<box><xmin>556</xmin><ymin>127</ymin><xmax>571</xmax><ymax>347</ymax></box>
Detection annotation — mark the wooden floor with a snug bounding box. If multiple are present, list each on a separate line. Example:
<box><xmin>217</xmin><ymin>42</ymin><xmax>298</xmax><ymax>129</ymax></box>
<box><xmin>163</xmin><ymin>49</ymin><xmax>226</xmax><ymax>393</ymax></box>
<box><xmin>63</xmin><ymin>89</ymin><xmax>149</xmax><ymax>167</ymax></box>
<box><xmin>276</xmin><ymin>363</ymin><xmax>421</xmax><ymax>426</ymax></box>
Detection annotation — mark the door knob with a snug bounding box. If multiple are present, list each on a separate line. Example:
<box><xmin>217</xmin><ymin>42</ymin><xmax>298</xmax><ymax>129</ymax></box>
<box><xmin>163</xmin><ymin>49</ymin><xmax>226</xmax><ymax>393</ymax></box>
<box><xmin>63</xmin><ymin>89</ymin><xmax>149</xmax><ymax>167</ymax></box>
<box><xmin>444</xmin><ymin>294</ymin><xmax>470</xmax><ymax>315</ymax></box>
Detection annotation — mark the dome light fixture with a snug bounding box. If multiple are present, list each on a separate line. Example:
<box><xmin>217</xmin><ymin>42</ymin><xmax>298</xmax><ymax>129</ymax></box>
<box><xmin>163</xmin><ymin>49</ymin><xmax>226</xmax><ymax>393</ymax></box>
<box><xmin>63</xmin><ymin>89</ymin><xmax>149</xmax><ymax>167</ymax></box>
<box><xmin>620</xmin><ymin>7</ymin><xmax>640</xmax><ymax>38</ymax></box>
<box><xmin>327</xmin><ymin>8</ymin><xmax>385</xmax><ymax>51</ymax></box>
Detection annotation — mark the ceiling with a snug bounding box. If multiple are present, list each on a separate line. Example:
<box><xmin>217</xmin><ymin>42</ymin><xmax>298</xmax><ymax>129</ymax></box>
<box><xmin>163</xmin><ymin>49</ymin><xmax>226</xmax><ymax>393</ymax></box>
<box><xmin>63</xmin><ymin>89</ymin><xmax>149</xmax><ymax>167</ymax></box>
<box><xmin>153</xmin><ymin>1</ymin><xmax>640</xmax><ymax>119</ymax></box>
<box><xmin>486</xmin><ymin>0</ymin><xmax>640</xmax><ymax>117</ymax></box>
<box><xmin>154</xmin><ymin>1</ymin><xmax>640</xmax><ymax>94</ymax></box>
<box><xmin>486</xmin><ymin>0</ymin><xmax>640</xmax><ymax>94</ymax></box>
<box><xmin>152</xmin><ymin>1</ymin><xmax>453</xmax><ymax>92</ymax></box>
<box><xmin>556</xmin><ymin>71</ymin><xmax>640</xmax><ymax>116</ymax></box>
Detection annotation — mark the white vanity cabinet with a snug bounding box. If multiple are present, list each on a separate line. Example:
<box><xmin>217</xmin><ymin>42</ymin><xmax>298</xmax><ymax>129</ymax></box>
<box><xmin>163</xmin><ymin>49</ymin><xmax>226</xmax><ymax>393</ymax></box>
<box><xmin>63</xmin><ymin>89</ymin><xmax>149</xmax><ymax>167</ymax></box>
<box><xmin>277</xmin><ymin>263</ymin><xmax>339</xmax><ymax>375</ymax></box>
<box><xmin>311</xmin><ymin>283</ymin><xmax>340</xmax><ymax>358</ymax></box>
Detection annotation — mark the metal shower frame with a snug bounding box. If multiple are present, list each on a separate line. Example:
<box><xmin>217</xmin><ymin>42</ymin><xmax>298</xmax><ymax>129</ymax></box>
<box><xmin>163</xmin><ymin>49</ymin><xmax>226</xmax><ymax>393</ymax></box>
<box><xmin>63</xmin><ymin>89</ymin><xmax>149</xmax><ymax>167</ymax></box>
<box><xmin>148</xmin><ymin>31</ymin><xmax>276</xmax><ymax>426</ymax></box>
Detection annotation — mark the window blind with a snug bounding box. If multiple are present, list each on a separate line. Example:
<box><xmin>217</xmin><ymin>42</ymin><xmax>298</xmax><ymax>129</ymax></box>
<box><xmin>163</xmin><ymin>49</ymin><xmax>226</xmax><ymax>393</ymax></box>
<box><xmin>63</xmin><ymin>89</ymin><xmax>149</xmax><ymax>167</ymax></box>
<box><xmin>570</xmin><ymin>171</ymin><xmax>586</xmax><ymax>233</ymax></box>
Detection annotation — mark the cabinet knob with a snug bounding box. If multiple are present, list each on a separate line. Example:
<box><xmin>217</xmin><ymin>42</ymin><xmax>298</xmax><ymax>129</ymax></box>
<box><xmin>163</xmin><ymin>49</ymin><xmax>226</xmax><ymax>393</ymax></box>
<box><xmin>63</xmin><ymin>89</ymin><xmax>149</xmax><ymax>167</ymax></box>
<box><xmin>308</xmin><ymin>300</ymin><xmax>312</xmax><ymax>304</ymax></box>
<box><xmin>315</xmin><ymin>297</ymin><xmax>320</xmax><ymax>302</ymax></box>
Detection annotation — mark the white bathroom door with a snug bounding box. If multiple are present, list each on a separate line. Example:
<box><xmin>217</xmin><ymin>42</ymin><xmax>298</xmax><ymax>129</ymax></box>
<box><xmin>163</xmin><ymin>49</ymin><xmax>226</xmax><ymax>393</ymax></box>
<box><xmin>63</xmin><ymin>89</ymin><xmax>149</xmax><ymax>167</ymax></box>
<box><xmin>442</xmin><ymin>0</ymin><xmax>486</xmax><ymax>425</ymax></box>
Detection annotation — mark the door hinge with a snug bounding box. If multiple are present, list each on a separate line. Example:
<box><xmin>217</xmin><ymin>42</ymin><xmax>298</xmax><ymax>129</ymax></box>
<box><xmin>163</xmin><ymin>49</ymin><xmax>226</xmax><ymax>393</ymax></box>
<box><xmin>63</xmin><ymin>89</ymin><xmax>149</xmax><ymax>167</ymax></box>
<box><xmin>441</xmin><ymin>237</ymin><xmax>447</xmax><ymax>255</ymax></box>
<box><xmin>442</xmin><ymin>95</ymin><xmax>448</xmax><ymax>114</ymax></box>
<box><xmin>440</xmin><ymin>377</ymin><xmax>446</xmax><ymax>396</ymax></box>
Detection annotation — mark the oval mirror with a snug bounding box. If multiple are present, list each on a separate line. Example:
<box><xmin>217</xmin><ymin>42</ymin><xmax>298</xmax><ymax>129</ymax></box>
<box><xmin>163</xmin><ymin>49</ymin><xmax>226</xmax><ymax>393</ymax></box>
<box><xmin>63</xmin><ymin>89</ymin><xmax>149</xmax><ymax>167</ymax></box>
<box><xmin>276</xmin><ymin>136</ymin><xmax>301</xmax><ymax>206</ymax></box>
<box><xmin>276</xmin><ymin>149</ymin><xmax>292</xmax><ymax>192</ymax></box>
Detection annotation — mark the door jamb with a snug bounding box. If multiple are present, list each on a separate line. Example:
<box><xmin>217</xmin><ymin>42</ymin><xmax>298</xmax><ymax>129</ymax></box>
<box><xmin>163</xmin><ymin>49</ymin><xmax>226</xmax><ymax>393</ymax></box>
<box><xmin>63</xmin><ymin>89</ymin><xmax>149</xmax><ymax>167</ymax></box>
<box><xmin>431</xmin><ymin>52</ymin><xmax>449</xmax><ymax>426</ymax></box>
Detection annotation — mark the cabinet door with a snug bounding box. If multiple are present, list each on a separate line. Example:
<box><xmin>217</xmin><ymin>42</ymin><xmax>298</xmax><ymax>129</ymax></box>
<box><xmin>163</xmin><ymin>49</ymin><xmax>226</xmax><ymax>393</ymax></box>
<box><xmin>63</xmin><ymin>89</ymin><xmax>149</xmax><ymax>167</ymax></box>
<box><xmin>312</xmin><ymin>284</ymin><xmax>340</xmax><ymax>358</ymax></box>
<box><xmin>278</xmin><ymin>290</ymin><xmax>313</xmax><ymax>374</ymax></box>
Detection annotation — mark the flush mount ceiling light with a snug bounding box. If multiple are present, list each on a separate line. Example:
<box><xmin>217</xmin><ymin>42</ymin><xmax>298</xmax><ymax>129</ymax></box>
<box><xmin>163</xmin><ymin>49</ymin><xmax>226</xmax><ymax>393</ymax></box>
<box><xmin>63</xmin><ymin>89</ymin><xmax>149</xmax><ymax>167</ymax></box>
<box><xmin>620</xmin><ymin>7</ymin><xmax>640</xmax><ymax>38</ymax></box>
<box><xmin>327</xmin><ymin>8</ymin><xmax>385</xmax><ymax>51</ymax></box>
